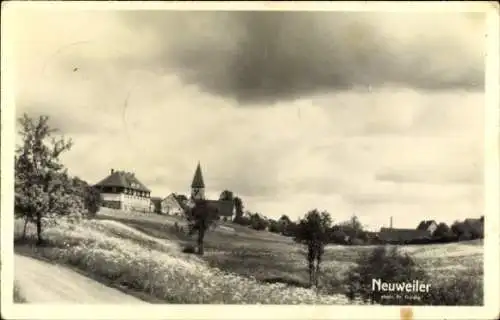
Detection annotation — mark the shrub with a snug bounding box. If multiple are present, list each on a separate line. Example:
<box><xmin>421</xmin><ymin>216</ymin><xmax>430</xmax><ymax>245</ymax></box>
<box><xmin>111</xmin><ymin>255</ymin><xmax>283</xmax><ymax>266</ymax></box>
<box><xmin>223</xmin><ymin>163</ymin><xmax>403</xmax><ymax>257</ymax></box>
<box><xmin>182</xmin><ymin>245</ymin><xmax>197</xmax><ymax>254</ymax></box>
<box><xmin>423</xmin><ymin>274</ymin><xmax>483</xmax><ymax>306</ymax></box>
<box><xmin>344</xmin><ymin>246</ymin><xmax>428</xmax><ymax>305</ymax></box>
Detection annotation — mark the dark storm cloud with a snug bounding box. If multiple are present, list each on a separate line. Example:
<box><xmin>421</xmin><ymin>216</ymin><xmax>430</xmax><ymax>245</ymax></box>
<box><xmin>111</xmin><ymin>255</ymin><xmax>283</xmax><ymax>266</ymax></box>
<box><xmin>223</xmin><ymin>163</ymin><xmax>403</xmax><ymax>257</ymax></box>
<box><xmin>120</xmin><ymin>11</ymin><xmax>484</xmax><ymax>104</ymax></box>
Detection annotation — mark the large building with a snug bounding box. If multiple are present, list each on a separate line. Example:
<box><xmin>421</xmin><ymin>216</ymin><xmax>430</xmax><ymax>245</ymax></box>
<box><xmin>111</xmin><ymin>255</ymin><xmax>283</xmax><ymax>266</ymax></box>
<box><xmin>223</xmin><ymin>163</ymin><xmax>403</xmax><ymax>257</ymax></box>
<box><xmin>95</xmin><ymin>169</ymin><xmax>151</xmax><ymax>212</ymax></box>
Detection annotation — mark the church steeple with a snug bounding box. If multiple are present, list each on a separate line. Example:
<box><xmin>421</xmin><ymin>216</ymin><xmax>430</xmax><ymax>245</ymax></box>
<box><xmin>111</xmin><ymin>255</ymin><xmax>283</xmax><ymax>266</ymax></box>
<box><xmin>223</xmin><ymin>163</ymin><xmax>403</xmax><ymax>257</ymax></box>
<box><xmin>191</xmin><ymin>162</ymin><xmax>205</xmax><ymax>200</ymax></box>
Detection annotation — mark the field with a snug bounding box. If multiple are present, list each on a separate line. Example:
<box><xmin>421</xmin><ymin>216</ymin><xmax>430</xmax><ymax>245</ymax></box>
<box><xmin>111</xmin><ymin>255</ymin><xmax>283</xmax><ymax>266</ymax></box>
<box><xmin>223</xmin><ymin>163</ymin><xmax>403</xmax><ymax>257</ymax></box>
<box><xmin>13</xmin><ymin>208</ymin><xmax>484</xmax><ymax>304</ymax></box>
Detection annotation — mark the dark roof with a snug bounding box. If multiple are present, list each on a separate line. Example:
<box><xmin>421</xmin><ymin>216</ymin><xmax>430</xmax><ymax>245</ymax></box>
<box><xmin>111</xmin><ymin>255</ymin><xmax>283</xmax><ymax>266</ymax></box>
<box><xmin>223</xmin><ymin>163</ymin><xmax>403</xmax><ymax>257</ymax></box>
<box><xmin>173</xmin><ymin>193</ymin><xmax>188</xmax><ymax>203</ymax></box>
<box><xmin>464</xmin><ymin>218</ymin><xmax>483</xmax><ymax>231</ymax></box>
<box><xmin>191</xmin><ymin>163</ymin><xmax>205</xmax><ymax>188</ymax></box>
<box><xmin>379</xmin><ymin>228</ymin><xmax>431</xmax><ymax>242</ymax></box>
<box><xmin>417</xmin><ymin>220</ymin><xmax>437</xmax><ymax>231</ymax></box>
<box><xmin>205</xmin><ymin>200</ymin><xmax>234</xmax><ymax>217</ymax></box>
<box><xmin>95</xmin><ymin>170</ymin><xmax>151</xmax><ymax>192</ymax></box>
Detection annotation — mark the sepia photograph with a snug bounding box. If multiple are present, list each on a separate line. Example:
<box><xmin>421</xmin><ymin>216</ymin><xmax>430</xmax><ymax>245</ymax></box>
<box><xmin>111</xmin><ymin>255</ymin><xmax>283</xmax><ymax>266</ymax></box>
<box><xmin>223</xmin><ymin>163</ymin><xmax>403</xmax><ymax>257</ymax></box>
<box><xmin>1</xmin><ymin>1</ymin><xmax>499</xmax><ymax>319</ymax></box>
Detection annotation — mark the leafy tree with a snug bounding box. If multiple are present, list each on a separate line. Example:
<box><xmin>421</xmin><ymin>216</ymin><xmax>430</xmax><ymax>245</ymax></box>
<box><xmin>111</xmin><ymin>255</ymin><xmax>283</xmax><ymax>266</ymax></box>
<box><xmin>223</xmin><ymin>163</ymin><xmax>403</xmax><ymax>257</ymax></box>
<box><xmin>451</xmin><ymin>220</ymin><xmax>465</xmax><ymax>236</ymax></box>
<box><xmin>250</xmin><ymin>213</ymin><xmax>268</xmax><ymax>231</ymax></box>
<box><xmin>14</xmin><ymin>114</ymin><xmax>79</xmax><ymax>244</ymax></box>
<box><xmin>294</xmin><ymin>209</ymin><xmax>332</xmax><ymax>287</ymax></box>
<box><xmin>279</xmin><ymin>214</ymin><xmax>291</xmax><ymax>225</ymax></box>
<box><xmin>70</xmin><ymin>177</ymin><xmax>102</xmax><ymax>217</ymax></box>
<box><xmin>84</xmin><ymin>186</ymin><xmax>102</xmax><ymax>217</ymax></box>
<box><xmin>233</xmin><ymin>196</ymin><xmax>244</xmax><ymax>220</ymax></box>
<box><xmin>433</xmin><ymin>222</ymin><xmax>453</xmax><ymax>239</ymax></box>
<box><xmin>186</xmin><ymin>200</ymin><xmax>219</xmax><ymax>255</ymax></box>
<box><xmin>268</xmin><ymin>219</ymin><xmax>282</xmax><ymax>233</ymax></box>
<box><xmin>219</xmin><ymin>190</ymin><xmax>234</xmax><ymax>201</ymax></box>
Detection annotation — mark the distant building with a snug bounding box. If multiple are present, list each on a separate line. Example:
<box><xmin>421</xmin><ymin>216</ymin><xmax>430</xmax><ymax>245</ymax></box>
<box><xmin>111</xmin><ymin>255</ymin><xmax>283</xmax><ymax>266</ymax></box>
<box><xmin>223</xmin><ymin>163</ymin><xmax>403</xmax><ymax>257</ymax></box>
<box><xmin>95</xmin><ymin>169</ymin><xmax>151</xmax><ymax>212</ymax></box>
<box><xmin>417</xmin><ymin>220</ymin><xmax>438</xmax><ymax>236</ymax></box>
<box><xmin>161</xmin><ymin>193</ymin><xmax>189</xmax><ymax>216</ymax></box>
<box><xmin>378</xmin><ymin>228</ymin><xmax>431</xmax><ymax>243</ymax></box>
<box><xmin>188</xmin><ymin>162</ymin><xmax>234</xmax><ymax>219</ymax></box>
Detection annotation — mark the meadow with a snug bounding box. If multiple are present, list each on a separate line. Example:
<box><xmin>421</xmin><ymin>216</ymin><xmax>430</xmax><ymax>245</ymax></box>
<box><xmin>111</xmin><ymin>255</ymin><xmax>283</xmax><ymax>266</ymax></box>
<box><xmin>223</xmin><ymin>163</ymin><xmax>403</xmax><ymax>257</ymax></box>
<box><xmin>13</xmin><ymin>208</ymin><xmax>484</xmax><ymax>304</ymax></box>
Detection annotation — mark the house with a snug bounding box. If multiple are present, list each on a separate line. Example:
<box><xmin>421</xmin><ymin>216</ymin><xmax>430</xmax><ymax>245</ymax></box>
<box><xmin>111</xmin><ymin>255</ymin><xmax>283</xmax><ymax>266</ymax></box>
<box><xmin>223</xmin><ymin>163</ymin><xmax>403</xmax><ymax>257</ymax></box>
<box><xmin>95</xmin><ymin>169</ymin><xmax>151</xmax><ymax>212</ymax></box>
<box><xmin>417</xmin><ymin>220</ymin><xmax>438</xmax><ymax>236</ymax></box>
<box><xmin>161</xmin><ymin>193</ymin><xmax>189</xmax><ymax>216</ymax></box>
<box><xmin>378</xmin><ymin>227</ymin><xmax>431</xmax><ymax>243</ymax></box>
<box><xmin>188</xmin><ymin>162</ymin><xmax>234</xmax><ymax>220</ymax></box>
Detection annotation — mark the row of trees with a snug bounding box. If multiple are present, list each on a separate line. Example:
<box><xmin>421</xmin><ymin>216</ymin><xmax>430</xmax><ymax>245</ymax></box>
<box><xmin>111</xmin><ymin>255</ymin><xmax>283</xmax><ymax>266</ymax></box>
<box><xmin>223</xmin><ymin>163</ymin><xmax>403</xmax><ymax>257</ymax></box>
<box><xmin>15</xmin><ymin>114</ymin><xmax>102</xmax><ymax>244</ymax></box>
<box><xmin>235</xmin><ymin>209</ymin><xmax>484</xmax><ymax>246</ymax></box>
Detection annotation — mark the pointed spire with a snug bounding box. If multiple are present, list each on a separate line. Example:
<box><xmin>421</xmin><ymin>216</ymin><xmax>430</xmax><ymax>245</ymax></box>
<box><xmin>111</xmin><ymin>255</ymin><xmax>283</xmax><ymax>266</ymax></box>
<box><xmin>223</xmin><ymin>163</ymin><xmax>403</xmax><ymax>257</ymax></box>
<box><xmin>191</xmin><ymin>161</ymin><xmax>205</xmax><ymax>188</ymax></box>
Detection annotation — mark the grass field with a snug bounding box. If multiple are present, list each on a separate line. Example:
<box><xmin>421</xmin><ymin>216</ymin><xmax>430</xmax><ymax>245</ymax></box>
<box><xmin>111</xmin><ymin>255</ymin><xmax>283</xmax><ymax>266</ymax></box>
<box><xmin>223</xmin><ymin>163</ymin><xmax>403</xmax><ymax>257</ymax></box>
<box><xmin>96</xmin><ymin>209</ymin><xmax>484</xmax><ymax>292</ymax></box>
<box><xmin>13</xmin><ymin>209</ymin><xmax>484</xmax><ymax>304</ymax></box>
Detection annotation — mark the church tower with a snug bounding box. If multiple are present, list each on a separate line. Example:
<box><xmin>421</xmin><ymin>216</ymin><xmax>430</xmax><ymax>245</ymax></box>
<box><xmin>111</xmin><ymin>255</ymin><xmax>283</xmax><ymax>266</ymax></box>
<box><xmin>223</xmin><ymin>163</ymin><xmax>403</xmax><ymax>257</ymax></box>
<box><xmin>191</xmin><ymin>162</ymin><xmax>205</xmax><ymax>201</ymax></box>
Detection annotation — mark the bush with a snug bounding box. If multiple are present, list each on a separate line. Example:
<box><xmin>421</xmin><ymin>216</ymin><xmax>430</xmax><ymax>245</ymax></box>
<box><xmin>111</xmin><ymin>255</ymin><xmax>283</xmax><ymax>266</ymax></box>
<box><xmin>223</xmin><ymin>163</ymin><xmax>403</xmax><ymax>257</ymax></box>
<box><xmin>422</xmin><ymin>275</ymin><xmax>483</xmax><ymax>306</ymax></box>
<box><xmin>344</xmin><ymin>246</ymin><xmax>428</xmax><ymax>305</ymax></box>
<box><xmin>233</xmin><ymin>216</ymin><xmax>251</xmax><ymax>226</ymax></box>
<box><xmin>182</xmin><ymin>244</ymin><xmax>197</xmax><ymax>254</ymax></box>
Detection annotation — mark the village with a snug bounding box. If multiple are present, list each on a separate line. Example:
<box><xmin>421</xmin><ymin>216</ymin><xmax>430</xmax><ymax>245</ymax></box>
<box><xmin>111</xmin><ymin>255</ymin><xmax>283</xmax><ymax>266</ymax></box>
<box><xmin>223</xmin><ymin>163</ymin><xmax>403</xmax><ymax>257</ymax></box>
<box><xmin>93</xmin><ymin>163</ymin><xmax>484</xmax><ymax>246</ymax></box>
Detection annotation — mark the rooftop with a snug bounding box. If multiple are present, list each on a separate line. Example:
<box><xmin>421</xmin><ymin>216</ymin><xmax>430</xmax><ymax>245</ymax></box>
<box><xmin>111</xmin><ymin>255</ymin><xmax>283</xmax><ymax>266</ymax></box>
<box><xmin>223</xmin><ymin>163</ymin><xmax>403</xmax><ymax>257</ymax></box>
<box><xmin>95</xmin><ymin>169</ymin><xmax>151</xmax><ymax>192</ymax></box>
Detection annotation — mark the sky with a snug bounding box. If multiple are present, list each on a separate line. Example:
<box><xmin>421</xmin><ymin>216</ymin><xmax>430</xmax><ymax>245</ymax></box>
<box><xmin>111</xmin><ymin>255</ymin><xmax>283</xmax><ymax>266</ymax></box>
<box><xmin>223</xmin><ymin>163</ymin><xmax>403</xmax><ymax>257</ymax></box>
<box><xmin>9</xmin><ymin>7</ymin><xmax>486</xmax><ymax>230</ymax></box>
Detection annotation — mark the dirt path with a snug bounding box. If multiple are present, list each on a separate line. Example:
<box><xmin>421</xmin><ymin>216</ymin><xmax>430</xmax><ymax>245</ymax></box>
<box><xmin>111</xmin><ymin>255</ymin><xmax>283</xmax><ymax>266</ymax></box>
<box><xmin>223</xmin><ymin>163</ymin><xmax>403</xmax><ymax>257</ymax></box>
<box><xmin>14</xmin><ymin>254</ymin><xmax>147</xmax><ymax>304</ymax></box>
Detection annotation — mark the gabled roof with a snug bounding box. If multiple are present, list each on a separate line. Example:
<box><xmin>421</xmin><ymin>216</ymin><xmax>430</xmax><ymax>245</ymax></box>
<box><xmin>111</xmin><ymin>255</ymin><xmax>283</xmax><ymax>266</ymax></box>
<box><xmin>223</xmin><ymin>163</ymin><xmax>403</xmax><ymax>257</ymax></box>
<box><xmin>417</xmin><ymin>220</ymin><xmax>437</xmax><ymax>231</ymax></box>
<box><xmin>191</xmin><ymin>162</ymin><xmax>205</xmax><ymax>188</ymax></box>
<box><xmin>163</xmin><ymin>193</ymin><xmax>189</xmax><ymax>209</ymax></box>
<box><xmin>95</xmin><ymin>170</ymin><xmax>150</xmax><ymax>192</ymax></box>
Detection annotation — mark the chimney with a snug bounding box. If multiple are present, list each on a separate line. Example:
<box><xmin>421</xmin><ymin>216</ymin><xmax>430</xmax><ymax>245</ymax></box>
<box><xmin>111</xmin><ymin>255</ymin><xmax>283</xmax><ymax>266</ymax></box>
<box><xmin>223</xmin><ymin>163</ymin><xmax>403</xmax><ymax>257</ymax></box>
<box><xmin>111</xmin><ymin>168</ymin><xmax>114</xmax><ymax>174</ymax></box>
<box><xmin>390</xmin><ymin>216</ymin><xmax>393</xmax><ymax>229</ymax></box>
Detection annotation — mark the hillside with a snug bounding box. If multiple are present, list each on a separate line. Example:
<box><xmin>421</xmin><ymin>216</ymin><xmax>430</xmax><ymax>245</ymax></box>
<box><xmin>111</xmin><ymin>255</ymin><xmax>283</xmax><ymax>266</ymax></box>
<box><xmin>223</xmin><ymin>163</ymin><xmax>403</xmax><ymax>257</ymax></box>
<box><xmin>96</xmin><ymin>210</ymin><xmax>483</xmax><ymax>288</ymax></box>
<box><xmin>13</xmin><ymin>209</ymin><xmax>483</xmax><ymax>304</ymax></box>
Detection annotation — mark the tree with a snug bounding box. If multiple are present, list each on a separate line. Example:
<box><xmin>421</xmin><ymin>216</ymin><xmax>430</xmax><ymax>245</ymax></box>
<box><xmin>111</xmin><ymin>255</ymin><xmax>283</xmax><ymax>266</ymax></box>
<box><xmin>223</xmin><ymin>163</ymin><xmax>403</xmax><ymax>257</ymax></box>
<box><xmin>279</xmin><ymin>214</ymin><xmax>291</xmax><ymax>224</ymax></box>
<box><xmin>250</xmin><ymin>213</ymin><xmax>268</xmax><ymax>231</ymax></box>
<box><xmin>70</xmin><ymin>177</ymin><xmax>102</xmax><ymax>217</ymax></box>
<box><xmin>268</xmin><ymin>219</ymin><xmax>282</xmax><ymax>233</ymax></box>
<box><xmin>84</xmin><ymin>186</ymin><xmax>102</xmax><ymax>217</ymax></box>
<box><xmin>15</xmin><ymin>114</ymin><xmax>78</xmax><ymax>244</ymax></box>
<box><xmin>219</xmin><ymin>190</ymin><xmax>234</xmax><ymax>201</ymax></box>
<box><xmin>433</xmin><ymin>222</ymin><xmax>453</xmax><ymax>239</ymax></box>
<box><xmin>233</xmin><ymin>196</ymin><xmax>244</xmax><ymax>220</ymax></box>
<box><xmin>186</xmin><ymin>200</ymin><xmax>219</xmax><ymax>255</ymax></box>
<box><xmin>294</xmin><ymin>210</ymin><xmax>332</xmax><ymax>288</ymax></box>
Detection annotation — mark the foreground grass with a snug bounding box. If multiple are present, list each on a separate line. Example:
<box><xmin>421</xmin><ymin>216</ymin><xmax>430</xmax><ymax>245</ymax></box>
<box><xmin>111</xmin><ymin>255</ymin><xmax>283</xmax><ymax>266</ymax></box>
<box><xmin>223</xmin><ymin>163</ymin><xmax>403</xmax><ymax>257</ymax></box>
<box><xmin>14</xmin><ymin>218</ymin><xmax>356</xmax><ymax>304</ymax></box>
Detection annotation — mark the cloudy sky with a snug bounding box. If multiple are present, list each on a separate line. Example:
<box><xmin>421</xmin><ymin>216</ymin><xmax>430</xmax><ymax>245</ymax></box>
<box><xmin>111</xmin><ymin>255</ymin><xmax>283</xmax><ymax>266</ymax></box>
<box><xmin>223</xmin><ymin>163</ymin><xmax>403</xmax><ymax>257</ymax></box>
<box><xmin>10</xmin><ymin>6</ymin><xmax>486</xmax><ymax>229</ymax></box>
